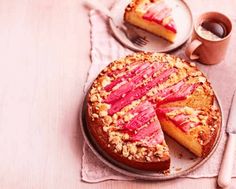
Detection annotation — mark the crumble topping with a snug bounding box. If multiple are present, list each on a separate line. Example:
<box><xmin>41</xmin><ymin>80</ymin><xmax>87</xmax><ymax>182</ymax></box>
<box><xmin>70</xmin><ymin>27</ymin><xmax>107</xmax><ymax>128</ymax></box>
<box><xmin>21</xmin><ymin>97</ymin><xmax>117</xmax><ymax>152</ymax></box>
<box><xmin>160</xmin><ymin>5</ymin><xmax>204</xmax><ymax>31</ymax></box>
<box><xmin>87</xmin><ymin>52</ymin><xmax>219</xmax><ymax>163</ymax></box>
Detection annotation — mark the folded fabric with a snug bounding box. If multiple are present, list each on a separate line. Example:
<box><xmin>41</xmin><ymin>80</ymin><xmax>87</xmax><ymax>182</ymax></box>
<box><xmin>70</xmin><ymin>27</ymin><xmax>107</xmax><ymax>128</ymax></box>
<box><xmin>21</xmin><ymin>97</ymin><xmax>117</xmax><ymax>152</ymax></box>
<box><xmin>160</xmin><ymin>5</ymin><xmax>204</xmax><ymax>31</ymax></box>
<box><xmin>81</xmin><ymin>10</ymin><xmax>236</xmax><ymax>183</ymax></box>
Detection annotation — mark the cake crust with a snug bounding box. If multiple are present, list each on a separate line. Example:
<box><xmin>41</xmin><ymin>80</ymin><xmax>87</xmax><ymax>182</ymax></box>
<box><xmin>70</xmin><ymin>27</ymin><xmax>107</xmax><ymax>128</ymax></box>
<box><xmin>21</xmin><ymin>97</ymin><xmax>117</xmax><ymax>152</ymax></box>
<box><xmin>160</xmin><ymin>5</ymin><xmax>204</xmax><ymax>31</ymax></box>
<box><xmin>86</xmin><ymin>52</ymin><xmax>221</xmax><ymax>172</ymax></box>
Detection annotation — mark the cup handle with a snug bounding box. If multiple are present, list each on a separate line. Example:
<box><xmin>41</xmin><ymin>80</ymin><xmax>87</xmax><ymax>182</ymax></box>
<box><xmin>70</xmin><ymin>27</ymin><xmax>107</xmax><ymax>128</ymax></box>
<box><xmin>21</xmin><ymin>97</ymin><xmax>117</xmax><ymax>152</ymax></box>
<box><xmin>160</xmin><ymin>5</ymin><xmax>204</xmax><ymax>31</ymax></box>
<box><xmin>185</xmin><ymin>39</ymin><xmax>202</xmax><ymax>60</ymax></box>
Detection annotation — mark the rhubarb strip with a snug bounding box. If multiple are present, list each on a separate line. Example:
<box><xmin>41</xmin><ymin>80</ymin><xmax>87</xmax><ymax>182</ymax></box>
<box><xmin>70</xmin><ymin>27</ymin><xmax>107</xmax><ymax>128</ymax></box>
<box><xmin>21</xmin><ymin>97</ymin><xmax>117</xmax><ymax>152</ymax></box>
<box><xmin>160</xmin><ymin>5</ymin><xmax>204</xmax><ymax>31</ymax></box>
<box><xmin>108</xmin><ymin>68</ymin><xmax>176</xmax><ymax>115</ymax></box>
<box><xmin>105</xmin><ymin>62</ymin><xmax>150</xmax><ymax>91</ymax></box>
<box><xmin>105</xmin><ymin>63</ymin><xmax>165</xmax><ymax>104</ymax></box>
<box><xmin>130</xmin><ymin>121</ymin><xmax>159</xmax><ymax>141</ymax></box>
<box><xmin>122</xmin><ymin>107</ymin><xmax>156</xmax><ymax>131</ymax></box>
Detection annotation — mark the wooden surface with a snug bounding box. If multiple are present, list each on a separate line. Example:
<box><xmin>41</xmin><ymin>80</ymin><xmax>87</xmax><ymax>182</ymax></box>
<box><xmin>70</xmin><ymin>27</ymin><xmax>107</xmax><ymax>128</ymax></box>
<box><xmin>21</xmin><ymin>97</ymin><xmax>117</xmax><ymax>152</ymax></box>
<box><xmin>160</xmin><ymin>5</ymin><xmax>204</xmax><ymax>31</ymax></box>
<box><xmin>0</xmin><ymin>0</ymin><xmax>235</xmax><ymax>188</ymax></box>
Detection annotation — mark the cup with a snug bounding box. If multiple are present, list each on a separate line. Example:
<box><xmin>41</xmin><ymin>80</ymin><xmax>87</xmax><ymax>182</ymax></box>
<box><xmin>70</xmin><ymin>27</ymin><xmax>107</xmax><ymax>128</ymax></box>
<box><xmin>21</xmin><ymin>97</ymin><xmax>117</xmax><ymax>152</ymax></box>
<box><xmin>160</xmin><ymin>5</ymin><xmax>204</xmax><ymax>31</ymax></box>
<box><xmin>185</xmin><ymin>12</ymin><xmax>232</xmax><ymax>65</ymax></box>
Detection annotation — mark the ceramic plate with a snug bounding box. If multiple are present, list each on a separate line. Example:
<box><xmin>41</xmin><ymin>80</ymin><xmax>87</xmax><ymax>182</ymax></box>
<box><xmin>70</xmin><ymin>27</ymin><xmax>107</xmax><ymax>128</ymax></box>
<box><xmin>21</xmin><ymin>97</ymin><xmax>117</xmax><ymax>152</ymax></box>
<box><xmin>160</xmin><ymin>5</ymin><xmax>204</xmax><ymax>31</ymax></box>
<box><xmin>80</xmin><ymin>90</ymin><xmax>223</xmax><ymax>180</ymax></box>
<box><xmin>109</xmin><ymin>0</ymin><xmax>193</xmax><ymax>52</ymax></box>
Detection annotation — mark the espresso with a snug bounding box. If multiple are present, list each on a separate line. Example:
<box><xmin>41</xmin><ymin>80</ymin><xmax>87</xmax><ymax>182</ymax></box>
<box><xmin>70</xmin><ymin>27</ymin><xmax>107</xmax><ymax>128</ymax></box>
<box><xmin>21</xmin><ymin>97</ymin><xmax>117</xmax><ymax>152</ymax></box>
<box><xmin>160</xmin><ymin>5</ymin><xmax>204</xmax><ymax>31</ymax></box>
<box><xmin>197</xmin><ymin>20</ymin><xmax>227</xmax><ymax>41</ymax></box>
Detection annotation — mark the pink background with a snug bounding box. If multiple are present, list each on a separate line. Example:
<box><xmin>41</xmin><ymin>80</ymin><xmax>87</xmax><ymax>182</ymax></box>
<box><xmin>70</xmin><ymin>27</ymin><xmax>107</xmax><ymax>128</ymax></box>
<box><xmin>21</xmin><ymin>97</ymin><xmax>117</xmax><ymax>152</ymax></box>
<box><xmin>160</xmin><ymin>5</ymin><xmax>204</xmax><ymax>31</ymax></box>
<box><xmin>0</xmin><ymin>0</ymin><xmax>235</xmax><ymax>188</ymax></box>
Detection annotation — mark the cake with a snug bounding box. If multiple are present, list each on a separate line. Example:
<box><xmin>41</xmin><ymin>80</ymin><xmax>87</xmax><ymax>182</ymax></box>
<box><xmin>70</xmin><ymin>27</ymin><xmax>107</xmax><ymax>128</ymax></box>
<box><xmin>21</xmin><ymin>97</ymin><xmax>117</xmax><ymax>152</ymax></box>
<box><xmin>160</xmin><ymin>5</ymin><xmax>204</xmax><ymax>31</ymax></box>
<box><xmin>86</xmin><ymin>52</ymin><xmax>221</xmax><ymax>172</ymax></box>
<box><xmin>124</xmin><ymin>0</ymin><xmax>177</xmax><ymax>42</ymax></box>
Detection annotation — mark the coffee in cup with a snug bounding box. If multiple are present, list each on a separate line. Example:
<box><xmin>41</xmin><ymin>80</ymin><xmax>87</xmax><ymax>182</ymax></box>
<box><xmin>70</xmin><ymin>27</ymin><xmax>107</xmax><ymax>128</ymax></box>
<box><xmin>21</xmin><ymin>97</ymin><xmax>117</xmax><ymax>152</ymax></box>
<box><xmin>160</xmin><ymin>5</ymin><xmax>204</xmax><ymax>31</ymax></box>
<box><xmin>197</xmin><ymin>20</ymin><xmax>227</xmax><ymax>41</ymax></box>
<box><xmin>185</xmin><ymin>12</ymin><xmax>232</xmax><ymax>65</ymax></box>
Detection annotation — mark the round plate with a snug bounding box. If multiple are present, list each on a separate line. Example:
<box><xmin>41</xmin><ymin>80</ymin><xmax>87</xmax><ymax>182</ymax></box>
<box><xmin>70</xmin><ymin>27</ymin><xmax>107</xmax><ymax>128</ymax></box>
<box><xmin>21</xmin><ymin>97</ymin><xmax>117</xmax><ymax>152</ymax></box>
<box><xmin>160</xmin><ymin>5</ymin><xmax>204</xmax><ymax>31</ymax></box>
<box><xmin>80</xmin><ymin>91</ymin><xmax>223</xmax><ymax>180</ymax></box>
<box><xmin>109</xmin><ymin>0</ymin><xmax>193</xmax><ymax>52</ymax></box>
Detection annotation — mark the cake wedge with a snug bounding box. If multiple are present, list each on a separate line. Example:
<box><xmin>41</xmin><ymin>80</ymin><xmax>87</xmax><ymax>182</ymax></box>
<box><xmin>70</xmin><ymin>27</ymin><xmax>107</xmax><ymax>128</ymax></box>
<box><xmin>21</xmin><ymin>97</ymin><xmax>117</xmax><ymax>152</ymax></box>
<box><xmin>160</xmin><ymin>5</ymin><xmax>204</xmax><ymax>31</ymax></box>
<box><xmin>124</xmin><ymin>0</ymin><xmax>177</xmax><ymax>42</ymax></box>
<box><xmin>87</xmin><ymin>101</ymin><xmax>170</xmax><ymax>172</ymax></box>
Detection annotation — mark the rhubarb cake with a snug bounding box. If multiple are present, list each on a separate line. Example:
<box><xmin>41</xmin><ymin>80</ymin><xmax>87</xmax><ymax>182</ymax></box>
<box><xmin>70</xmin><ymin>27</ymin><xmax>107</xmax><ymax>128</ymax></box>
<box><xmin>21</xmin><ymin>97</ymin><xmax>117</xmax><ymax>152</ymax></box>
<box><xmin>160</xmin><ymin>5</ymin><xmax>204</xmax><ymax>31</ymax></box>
<box><xmin>124</xmin><ymin>0</ymin><xmax>177</xmax><ymax>42</ymax></box>
<box><xmin>86</xmin><ymin>52</ymin><xmax>221</xmax><ymax>172</ymax></box>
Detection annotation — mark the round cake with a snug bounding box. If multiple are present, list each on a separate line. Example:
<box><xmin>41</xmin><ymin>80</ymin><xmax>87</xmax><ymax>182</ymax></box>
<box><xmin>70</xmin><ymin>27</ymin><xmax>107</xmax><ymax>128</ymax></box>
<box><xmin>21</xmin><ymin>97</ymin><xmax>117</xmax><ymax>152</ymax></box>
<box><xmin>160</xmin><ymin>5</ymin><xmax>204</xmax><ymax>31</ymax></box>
<box><xmin>86</xmin><ymin>52</ymin><xmax>221</xmax><ymax>172</ymax></box>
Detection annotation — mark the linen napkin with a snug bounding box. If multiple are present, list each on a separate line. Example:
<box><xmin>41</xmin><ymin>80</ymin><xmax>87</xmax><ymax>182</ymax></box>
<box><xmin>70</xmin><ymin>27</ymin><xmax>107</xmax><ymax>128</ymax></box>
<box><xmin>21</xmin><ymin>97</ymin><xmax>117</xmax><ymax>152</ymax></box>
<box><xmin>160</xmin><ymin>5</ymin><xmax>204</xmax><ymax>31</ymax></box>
<box><xmin>81</xmin><ymin>10</ymin><xmax>236</xmax><ymax>183</ymax></box>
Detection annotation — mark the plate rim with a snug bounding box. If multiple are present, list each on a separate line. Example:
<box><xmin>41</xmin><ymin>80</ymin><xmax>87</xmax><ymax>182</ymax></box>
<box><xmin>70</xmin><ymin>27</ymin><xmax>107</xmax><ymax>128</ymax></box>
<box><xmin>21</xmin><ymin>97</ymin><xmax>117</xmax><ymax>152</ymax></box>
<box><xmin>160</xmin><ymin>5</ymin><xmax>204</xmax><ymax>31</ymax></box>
<box><xmin>80</xmin><ymin>85</ymin><xmax>223</xmax><ymax>181</ymax></box>
<box><xmin>109</xmin><ymin>0</ymin><xmax>194</xmax><ymax>53</ymax></box>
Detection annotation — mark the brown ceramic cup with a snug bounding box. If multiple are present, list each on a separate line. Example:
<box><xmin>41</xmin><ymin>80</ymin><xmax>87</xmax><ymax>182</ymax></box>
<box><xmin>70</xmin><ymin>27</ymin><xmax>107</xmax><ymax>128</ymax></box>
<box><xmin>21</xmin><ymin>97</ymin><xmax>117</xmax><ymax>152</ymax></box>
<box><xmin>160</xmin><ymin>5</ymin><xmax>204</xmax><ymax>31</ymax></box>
<box><xmin>185</xmin><ymin>12</ymin><xmax>232</xmax><ymax>65</ymax></box>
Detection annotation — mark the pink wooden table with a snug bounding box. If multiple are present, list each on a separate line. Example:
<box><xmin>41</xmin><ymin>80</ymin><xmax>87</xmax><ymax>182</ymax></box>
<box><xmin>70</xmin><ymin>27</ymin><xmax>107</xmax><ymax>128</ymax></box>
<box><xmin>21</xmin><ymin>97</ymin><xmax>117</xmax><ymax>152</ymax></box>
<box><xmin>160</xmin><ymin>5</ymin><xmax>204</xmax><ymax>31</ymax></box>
<box><xmin>0</xmin><ymin>0</ymin><xmax>235</xmax><ymax>188</ymax></box>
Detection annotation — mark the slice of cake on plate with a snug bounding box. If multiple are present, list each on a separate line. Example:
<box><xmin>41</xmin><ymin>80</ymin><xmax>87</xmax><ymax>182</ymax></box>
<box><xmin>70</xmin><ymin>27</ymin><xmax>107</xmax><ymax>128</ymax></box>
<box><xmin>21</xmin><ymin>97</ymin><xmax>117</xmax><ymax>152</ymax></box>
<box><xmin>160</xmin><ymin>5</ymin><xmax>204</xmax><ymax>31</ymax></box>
<box><xmin>124</xmin><ymin>0</ymin><xmax>177</xmax><ymax>42</ymax></box>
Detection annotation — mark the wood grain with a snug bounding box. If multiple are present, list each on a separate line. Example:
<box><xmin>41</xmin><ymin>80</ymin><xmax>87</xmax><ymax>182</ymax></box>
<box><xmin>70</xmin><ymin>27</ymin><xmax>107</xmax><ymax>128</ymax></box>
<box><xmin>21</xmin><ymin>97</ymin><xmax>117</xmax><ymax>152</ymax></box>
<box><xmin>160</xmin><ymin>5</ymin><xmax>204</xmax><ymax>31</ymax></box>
<box><xmin>0</xmin><ymin>0</ymin><xmax>235</xmax><ymax>188</ymax></box>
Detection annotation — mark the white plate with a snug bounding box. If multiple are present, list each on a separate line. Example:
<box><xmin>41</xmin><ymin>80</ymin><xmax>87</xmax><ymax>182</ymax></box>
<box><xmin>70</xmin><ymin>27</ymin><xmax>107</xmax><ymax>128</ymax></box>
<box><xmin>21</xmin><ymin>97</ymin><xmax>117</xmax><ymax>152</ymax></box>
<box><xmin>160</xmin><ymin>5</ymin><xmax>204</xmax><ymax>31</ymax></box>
<box><xmin>109</xmin><ymin>0</ymin><xmax>193</xmax><ymax>52</ymax></box>
<box><xmin>80</xmin><ymin>91</ymin><xmax>223</xmax><ymax>180</ymax></box>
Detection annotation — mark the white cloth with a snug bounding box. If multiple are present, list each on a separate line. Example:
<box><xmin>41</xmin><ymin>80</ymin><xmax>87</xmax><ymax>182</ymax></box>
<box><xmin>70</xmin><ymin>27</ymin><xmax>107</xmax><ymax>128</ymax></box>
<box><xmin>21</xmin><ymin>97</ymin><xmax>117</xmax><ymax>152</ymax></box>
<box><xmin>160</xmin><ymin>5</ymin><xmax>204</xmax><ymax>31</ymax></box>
<box><xmin>81</xmin><ymin>10</ymin><xmax>236</xmax><ymax>183</ymax></box>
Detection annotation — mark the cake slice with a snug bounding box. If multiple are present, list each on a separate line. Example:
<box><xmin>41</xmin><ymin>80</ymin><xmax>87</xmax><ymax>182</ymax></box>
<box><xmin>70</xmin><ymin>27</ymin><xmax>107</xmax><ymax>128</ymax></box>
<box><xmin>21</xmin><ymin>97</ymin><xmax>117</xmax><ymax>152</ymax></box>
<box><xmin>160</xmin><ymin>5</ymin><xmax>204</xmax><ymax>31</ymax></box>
<box><xmin>87</xmin><ymin>101</ymin><xmax>170</xmax><ymax>172</ymax></box>
<box><xmin>156</xmin><ymin>106</ymin><xmax>221</xmax><ymax>157</ymax></box>
<box><xmin>124</xmin><ymin>0</ymin><xmax>177</xmax><ymax>42</ymax></box>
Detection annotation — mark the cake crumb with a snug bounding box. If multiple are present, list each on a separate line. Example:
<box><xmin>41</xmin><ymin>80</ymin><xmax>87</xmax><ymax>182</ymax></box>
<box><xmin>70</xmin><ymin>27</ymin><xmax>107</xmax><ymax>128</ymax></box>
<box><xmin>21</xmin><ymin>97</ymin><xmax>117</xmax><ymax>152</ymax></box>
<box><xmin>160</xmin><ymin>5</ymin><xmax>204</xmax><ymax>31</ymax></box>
<box><xmin>190</xmin><ymin>62</ymin><xmax>196</xmax><ymax>67</ymax></box>
<box><xmin>163</xmin><ymin>169</ymin><xmax>170</xmax><ymax>175</ymax></box>
<box><xmin>189</xmin><ymin>157</ymin><xmax>196</xmax><ymax>160</ymax></box>
<box><xmin>99</xmin><ymin>111</ymin><xmax>108</xmax><ymax>117</ymax></box>
<box><xmin>90</xmin><ymin>94</ymin><xmax>98</xmax><ymax>102</ymax></box>
<box><xmin>178</xmin><ymin>153</ymin><xmax>183</xmax><ymax>159</ymax></box>
<box><xmin>175</xmin><ymin>167</ymin><xmax>182</xmax><ymax>171</ymax></box>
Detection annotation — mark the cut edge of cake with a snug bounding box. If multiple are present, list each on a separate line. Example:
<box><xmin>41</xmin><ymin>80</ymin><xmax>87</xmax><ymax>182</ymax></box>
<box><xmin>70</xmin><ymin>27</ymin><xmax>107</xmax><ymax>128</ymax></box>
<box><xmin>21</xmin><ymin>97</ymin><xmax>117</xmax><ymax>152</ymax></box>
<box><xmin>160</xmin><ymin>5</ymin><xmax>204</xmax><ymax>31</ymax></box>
<box><xmin>124</xmin><ymin>0</ymin><xmax>177</xmax><ymax>43</ymax></box>
<box><xmin>156</xmin><ymin>106</ymin><xmax>221</xmax><ymax>157</ymax></box>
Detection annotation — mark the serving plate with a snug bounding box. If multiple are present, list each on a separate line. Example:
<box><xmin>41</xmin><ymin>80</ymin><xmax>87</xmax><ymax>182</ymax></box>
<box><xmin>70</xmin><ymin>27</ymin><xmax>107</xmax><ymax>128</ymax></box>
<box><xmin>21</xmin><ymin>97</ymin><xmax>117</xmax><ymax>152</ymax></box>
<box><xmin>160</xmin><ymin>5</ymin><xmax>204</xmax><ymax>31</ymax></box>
<box><xmin>109</xmin><ymin>0</ymin><xmax>193</xmax><ymax>52</ymax></box>
<box><xmin>80</xmin><ymin>89</ymin><xmax>223</xmax><ymax>180</ymax></box>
